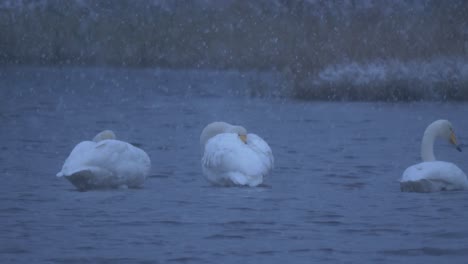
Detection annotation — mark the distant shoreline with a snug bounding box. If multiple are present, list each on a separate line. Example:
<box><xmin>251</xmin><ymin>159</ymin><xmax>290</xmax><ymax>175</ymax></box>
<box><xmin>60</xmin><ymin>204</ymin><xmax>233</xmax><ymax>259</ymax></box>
<box><xmin>2</xmin><ymin>1</ymin><xmax>467</xmax><ymax>101</ymax></box>
<box><xmin>2</xmin><ymin>58</ymin><xmax>468</xmax><ymax>102</ymax></box>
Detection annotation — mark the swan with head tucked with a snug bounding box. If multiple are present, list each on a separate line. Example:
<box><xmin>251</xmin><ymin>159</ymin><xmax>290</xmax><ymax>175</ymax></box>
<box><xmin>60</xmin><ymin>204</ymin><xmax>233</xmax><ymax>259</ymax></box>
<box><xmin>200</xmin><ymin>122</ymin><xmax>274</xmax><ymax>187</ymax></box>
<box><xmin>400</xmin><ymin>120</ymin><xmax>468</xmax><ymax>192</ymax></box>
<box><xmin>57</xmin><ymin>130</ymin><xmax>151</xmax><ymax>191</ymax></box>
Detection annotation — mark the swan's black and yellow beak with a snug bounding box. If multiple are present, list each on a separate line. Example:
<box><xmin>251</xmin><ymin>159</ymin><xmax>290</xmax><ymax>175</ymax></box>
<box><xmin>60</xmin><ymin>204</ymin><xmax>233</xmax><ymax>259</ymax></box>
<box><xmin>450</xmin><ymin>132</ymin><xmax>462</xmax><ymax>152</ymax></box>
<box><xmin>239</xmin><ymin>134</ymin><xmax>247</xmax><ymax>144</ymax></box>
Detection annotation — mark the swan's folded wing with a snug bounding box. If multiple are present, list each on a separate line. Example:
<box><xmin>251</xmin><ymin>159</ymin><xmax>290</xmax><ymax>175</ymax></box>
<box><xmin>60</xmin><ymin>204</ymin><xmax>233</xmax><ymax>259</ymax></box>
<box><xmin>203</xmin><ymin>133</ymin><xmax>271</xmax><ymax>177</ymax></box>
<box><xmin>202</xmin><ymin>136</ymin><xmax>235</xmax><ymax>173</ymax></box>
<box><xmin>58</xmin><ymin>140</ymin><xmax>150</xmax><ymax>177</ymax></box>
<box><xmin>401</xmin><ymin>161</ymin><xmax>468</xmax><ymax>191</ymax></box>
<box><xmin>247</xmin><ymin>133</ymin><xmax>274</xmax><ymax>171</ymax></box>
<box><xmin>401</xmin><ymin>163</ymin><xmax>432</xmax><ymax>182</ymax></box>
<box><xmin>94</xmin><ymin>140</ymin><xmax>151</xmax><ymax>178</ymax></box>
<box><xmin>57</xmin><ymin>141</ymin><xmax>96</xmax><ymax>177</ymax></box>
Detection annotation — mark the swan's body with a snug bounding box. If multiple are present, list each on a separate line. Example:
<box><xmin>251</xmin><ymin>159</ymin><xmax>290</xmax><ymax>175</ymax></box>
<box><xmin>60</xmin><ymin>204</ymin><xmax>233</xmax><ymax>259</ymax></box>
<box><xmin>200</xmin><ymin>122</ymin><xmax>273</xmax><ymax>187</ymax></box>
<box><xmin>57</xmin><ymin>130</ymin><xmax>151</xmax><ymax>191</ymax></box>
<box><xmin>400</xmin><ymin>120</ymin><xmax>468</xmax><ymax>192</ymax></box>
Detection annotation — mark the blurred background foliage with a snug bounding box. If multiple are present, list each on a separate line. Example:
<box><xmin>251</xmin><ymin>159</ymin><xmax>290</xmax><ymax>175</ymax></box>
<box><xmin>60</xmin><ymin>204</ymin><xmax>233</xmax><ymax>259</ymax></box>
<box><xmin>1</xmin><ymin>0</ymin><xmax>467</xmax><ymax>101</ymax></box>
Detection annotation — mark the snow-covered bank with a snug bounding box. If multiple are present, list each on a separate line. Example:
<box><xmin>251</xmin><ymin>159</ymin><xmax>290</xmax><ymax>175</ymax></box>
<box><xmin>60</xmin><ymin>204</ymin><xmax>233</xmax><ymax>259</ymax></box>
<box><xmin>292</xmin><ymin>58</ymin><xmax>468</xmax><ymax>101</ymax></box>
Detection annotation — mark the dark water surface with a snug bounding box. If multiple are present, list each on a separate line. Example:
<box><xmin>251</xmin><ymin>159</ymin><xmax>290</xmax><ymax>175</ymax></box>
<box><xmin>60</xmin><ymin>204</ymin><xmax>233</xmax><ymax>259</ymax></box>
<box><xmin>1</xmin><ymin>67</ymin><xmax>468</xmax><ymax>263</ymax></box>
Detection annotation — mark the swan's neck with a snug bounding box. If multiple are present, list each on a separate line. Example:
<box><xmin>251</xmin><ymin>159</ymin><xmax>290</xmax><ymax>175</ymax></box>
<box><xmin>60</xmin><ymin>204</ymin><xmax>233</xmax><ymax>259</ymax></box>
<box><xmin>200</xmin><ymin>123</ymin><xmax>228</xmax><ymax>151</ymax></box>
<box><xmin>421</xmin><ymin>126</ymin><xmax>437</xmax><ymax>162</ymax></box>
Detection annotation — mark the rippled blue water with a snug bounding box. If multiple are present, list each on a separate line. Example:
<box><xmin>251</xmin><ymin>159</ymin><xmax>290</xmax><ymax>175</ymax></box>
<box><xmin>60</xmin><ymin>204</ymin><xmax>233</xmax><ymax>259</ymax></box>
<box><xmin>1</xmin><ymin>67</ymin><xmax>468</xmax><ymax>263</ymax></box>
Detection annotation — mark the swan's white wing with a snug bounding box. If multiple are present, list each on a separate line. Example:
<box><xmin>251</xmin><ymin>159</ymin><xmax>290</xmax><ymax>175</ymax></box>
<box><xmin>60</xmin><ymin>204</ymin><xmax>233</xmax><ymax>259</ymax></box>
<box><xmin>202</xmin><ymin>134</ymin><xmax>263</xmax><ymax>176</ymax></box>
<box><xmin>57</xmin><ymin>139</ymin><xmax>151</xmax><ymax>190</ymax></box>
<box><xmin>247</xmin><ymin>133</ymin><xmax>274</xmax><ymax>173</ymax></box>
<box><xmin>57</xmin><ymin>141</ymin><xmax>97</xmax><ymax>177</ymax></box>
<box><xmin>401</xmin><ymin>161</ymin><xmax>468</xmax><ymax>192</ymax></box>
<box><xmin>92</xmin><ymin>140</ymin><xmax>151</xmax><ymax>181</ymax></box>
<box><xmin>202</xmin><ymin>133</ymin><xmax>272</xmax><ymax>186</ymax></box>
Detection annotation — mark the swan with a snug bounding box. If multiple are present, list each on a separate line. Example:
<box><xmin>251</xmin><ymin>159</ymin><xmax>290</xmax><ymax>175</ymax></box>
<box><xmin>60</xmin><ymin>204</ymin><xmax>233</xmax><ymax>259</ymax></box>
<box><xmin>200</xmin><ymin>122</ymin><xmax>274</xmax><ymax>187</ymax></box>
<box><xmin>57</xmin><ymin>130</ymin><xmax>151</xmax><ymax>191</ymax></box>
<box><xmin>400</xmin><ymin>120</ymin><xmax>468</xmax><ymax>192</ymax></box>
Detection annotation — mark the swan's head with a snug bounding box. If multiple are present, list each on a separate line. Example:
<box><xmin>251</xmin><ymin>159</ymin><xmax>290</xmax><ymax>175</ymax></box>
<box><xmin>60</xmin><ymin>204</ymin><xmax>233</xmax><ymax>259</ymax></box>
<box><xmin>200</xmin><ymin>121</ymin><xmax>248</xmax><ymax>148</ymax></box>
<box><xmin>93</xmin><ymin>130</ymin><xmax>116</xmax><ymax>142</ymax></box>
<box><xmin>431</xmin><ymin>120</ymin><xmax>462</xmax><ymax>152</ymax></box>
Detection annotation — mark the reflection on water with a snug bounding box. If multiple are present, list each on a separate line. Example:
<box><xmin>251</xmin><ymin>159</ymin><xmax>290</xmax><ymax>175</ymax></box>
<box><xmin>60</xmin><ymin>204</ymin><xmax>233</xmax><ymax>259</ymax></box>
<box><xmin>1</xmin><ymin>67</ymin><xmax>468</xmax><ymax>263</ymax></box>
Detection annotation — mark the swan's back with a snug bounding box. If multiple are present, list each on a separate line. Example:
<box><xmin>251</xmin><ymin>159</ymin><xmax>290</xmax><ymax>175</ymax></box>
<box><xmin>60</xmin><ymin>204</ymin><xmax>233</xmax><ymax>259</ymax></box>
<box><xmin>57</xmin><ymin>139</ymin><xmax>151</xmax><ymax>190</ymax></box>
<box><xmin>202</xmin><ymin>133</ymin><xmax>273</xmax><ymax>186</ymax></box>
<box><xmin>401</xmin><ymin>161</ymin><xmax>468</xmax><ymax>192</ymax></box>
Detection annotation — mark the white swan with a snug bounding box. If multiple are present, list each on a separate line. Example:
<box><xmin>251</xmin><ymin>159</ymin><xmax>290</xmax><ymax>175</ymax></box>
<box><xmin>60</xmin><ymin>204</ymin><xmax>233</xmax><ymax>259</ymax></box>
<box><xmin>200</xmin><ymin>122</ymin><xmax>274</xmax><ymax>187</ymax></box>
<box><xmin>57</xmin><ymin>130</ymin><xmax>151</xmax><ymax>191</ymax></box>
<box><xmin>400</xmin><ymin>120</ymin><xmax>468</xmax><ymax>192</ymax></box>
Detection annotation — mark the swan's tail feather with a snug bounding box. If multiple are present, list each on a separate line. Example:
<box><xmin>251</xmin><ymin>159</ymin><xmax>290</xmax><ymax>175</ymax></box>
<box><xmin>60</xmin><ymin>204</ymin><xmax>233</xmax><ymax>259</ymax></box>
<box><xmin>66</xmin><ymin>169</ymin><xmax>96</xmax><ymax>191</ymax></box>
<box><xmin>229</xmin><ymin>172</ymin><xmax>249</xmax><ymax>186</ymax></box>
<box><xmin>228</xmin><ymin>172</ymin><xmax>262</xmax><ymax>187</ymax></box>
